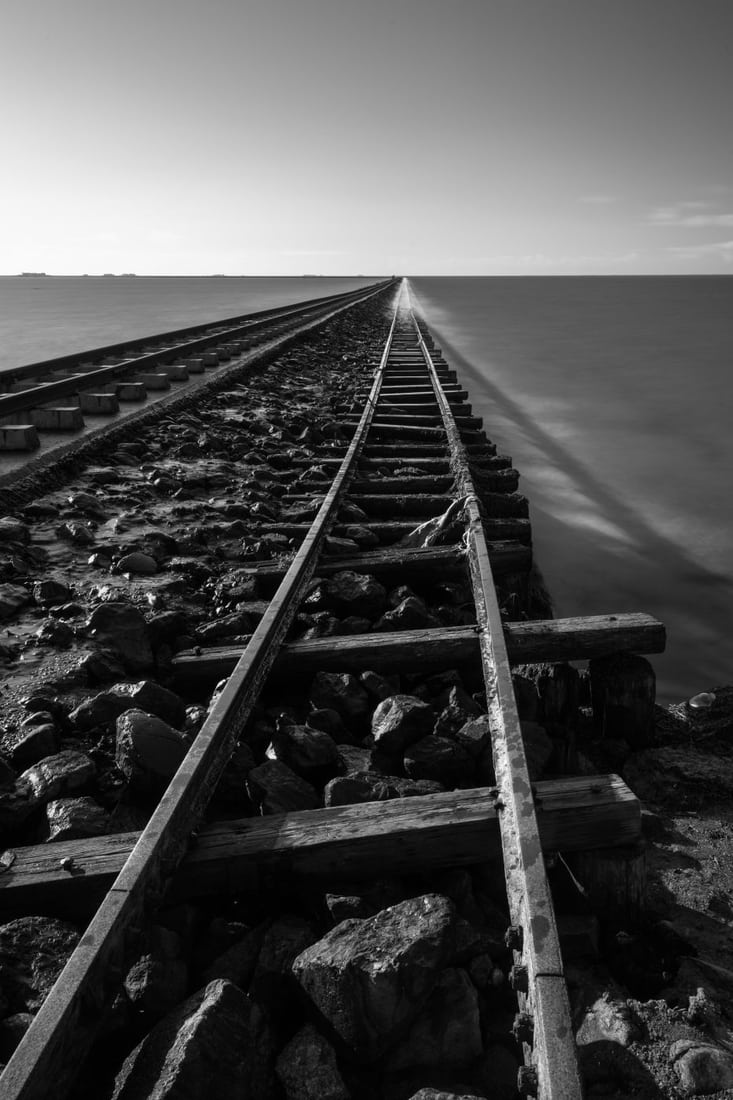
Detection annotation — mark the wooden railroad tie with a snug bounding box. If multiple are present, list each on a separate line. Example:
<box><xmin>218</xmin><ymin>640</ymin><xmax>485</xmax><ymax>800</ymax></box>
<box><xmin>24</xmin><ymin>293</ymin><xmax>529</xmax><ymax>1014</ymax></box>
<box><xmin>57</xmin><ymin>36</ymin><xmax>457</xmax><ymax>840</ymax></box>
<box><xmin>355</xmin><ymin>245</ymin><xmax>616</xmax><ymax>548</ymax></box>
<box><xmin>172</xmin><ymin>613</ymin><xmax>666</xmax><ymax>685</ymax></box>
<box><xmin>0</xmin><ymin>775</ymin><xmax>640</xmax><ymax>918</ymax></box>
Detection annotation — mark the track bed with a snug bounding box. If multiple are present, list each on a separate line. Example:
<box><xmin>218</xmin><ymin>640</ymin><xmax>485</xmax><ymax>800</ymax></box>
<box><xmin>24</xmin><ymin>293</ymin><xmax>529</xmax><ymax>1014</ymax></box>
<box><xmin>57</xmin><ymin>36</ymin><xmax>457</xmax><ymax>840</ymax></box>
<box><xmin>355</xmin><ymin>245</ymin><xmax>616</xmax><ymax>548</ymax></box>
<box><xmin>0</xmin><ymin>282</ymin><xmax>666</xmax><ymax>1099</ymax></box>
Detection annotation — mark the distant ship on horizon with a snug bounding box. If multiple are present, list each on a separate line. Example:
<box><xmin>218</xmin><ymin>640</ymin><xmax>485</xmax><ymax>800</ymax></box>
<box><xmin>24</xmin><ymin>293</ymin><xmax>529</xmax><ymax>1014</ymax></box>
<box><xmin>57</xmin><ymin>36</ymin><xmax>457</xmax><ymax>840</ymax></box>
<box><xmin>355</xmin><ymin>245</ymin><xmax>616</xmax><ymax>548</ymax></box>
<box><xmin>19</xmin><ymin>271</ymin><xmax>47</xmax><ymax>277</ymax></box>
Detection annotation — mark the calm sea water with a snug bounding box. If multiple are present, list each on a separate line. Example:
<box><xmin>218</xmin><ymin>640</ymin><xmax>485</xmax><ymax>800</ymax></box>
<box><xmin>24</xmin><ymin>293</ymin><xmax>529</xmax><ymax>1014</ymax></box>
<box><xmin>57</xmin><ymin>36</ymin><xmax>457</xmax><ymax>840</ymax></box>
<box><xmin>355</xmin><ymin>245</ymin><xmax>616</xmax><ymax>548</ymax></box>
<box><xmin>410</xmin><ymin>276</ymin><xmax>733</xmax><ymax>702</ymax></box>
<box><xmin>0</xmin><ymin>276</ymin><xmax>380</xmax><ymax>372</ymax></box>
<box><xmin>1</xmin><ymin>275</ymin><xmax>729</xmax><ymax>701</ymax></box>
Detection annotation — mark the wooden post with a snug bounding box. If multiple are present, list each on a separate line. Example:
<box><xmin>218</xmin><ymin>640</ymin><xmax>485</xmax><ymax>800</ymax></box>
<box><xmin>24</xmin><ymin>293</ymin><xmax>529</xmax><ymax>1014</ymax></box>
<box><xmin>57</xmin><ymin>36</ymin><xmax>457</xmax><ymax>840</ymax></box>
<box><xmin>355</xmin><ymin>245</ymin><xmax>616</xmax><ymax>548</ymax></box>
<box><xmin>589</xmin><ymin>653</ymin><xmax>656</xmax><ymax>747</ymax></box>
<box><xmin>565</xmin><ymin>842</ymin><xmax>647</xmax><ymax>926</ymax></box>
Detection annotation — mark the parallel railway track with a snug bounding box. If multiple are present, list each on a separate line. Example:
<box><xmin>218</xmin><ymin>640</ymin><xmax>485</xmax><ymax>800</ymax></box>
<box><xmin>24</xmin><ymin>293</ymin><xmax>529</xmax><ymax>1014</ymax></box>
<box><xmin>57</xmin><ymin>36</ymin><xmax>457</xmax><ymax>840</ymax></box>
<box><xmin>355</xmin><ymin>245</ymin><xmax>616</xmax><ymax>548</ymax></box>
<box><xmin>0</xmin><ymin>280</ymin><xmax>665</xmax><ymax>1098</ymax></box>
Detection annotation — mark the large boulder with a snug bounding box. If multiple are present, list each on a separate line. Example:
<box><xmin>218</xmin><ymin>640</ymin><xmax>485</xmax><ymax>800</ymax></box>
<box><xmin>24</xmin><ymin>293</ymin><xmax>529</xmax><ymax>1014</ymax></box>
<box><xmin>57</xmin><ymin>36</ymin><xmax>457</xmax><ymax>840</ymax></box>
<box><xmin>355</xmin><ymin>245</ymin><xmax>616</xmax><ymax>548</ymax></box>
<box><xmin>111</xmin><ymin>979</ymin><xmax>276</xmax><ymax>1100</ymax></box>
<box><xmin>371</xmin><ymin>696</ymin><xmax>436</xmax><ymax>755</ymax></box>
<box><xmin>292</xmin><ymin>894</ymin><xmax>457</xmax><ymax>1061</ymax></box>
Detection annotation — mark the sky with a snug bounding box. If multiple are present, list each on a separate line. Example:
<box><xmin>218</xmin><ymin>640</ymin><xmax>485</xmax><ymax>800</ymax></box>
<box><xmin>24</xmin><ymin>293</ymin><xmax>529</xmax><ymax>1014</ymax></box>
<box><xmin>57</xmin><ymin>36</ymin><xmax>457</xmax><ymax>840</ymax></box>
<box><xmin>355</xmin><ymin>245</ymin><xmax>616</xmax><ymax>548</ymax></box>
<box><xmin>2</xmin><ymin>0</ymin><xmax>733</xmax><ymax>275</ymax></box>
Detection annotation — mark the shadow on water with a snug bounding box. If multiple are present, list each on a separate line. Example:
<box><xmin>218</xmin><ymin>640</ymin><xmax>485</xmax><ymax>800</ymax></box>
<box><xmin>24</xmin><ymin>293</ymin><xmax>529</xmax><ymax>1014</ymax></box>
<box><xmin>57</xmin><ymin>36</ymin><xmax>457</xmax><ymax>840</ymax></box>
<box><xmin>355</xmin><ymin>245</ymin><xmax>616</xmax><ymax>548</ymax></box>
<box><xmin>420</xmin><ymin>318</ymin><xmax>733</xmax><ymax>701</ymax></box>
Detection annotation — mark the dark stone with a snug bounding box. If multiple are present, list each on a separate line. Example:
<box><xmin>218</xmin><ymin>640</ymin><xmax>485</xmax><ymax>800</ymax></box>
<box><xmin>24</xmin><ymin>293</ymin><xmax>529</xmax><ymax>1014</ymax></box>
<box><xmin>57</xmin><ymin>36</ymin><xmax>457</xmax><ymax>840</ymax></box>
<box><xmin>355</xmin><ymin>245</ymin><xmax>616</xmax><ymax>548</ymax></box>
<box><xmin>0</xmin><ymin>916</ymin><xmax>80</xmax><ymax>1012</ymax></box>
<box><xmin>44</xmin><ymin>796</ymin><xmax>108</xmax><ymax>841</ymax></box>
<box><xmin>292</xmin><ymin>894</ymin><xmax>457</xmax><ymax>1061</ymax></box>
<box><xmin>433</xmin><ymin>687</ymin><xmax>482</xmax><ymax>739</ymax></box>
<box><xmin>310</xmin><ymin>672</ymin><xmax>371</xmax><ymax>730</ymax></box>
<box><xmin>115</xmin><ymin>710</ymin><xmax>190</xmax><ymax>794</ymax></box>
<box><xmin>20</xmin><ymin>750</ymin><xmax>95</xmax><ymax>803</ymax></box>
<box><xmin>275</xmin><ymin>1024</ymin><xmax>350</xmax><ymax>1100</ymax></box>
<box><xmin>86</xmin><ymin>603</ymin><xmax>154</xmax><ymax>671</ymax></box>
<box><xmin>325</xmin><ymin>571</ymin><xmax>387</xmax><ymax>621</ymax></box>
<box><xmin>111</xmin><ymin>979</ymin><xmax>277</xmax><ymax>1100</ymax></box>
<box><xmin>247</xmin><ymin>760</ymin><xmax>320</xmax><ymax>814</ymax></box>
<box><xmin>403</xmin><ymin>737</ymin><xmax>476</xmax><ymax>789</ymax></box>
<box><xmin>375</xmin><ymin>596</ymin><xmax>436</xmax><ymax>633</ymax></box>
<box><xmin>371</xmin><ymin>695</ymin><xmax>436</xmax><ymax>755</ymax></box>
<box><xmin>266</xmin><ymin>719</ymin><xmax>341</xmax><ymax>784</ymax></box>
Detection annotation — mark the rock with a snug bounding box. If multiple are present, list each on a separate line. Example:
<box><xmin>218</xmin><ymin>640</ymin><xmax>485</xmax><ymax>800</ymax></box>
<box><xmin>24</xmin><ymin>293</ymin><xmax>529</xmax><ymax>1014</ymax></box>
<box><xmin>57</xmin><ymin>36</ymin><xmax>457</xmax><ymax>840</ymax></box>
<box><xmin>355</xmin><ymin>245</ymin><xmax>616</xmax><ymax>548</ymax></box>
<box><xmin>0</xmin><ymin>1012</ymin><xmax>33</xmax><ymax>1061</ymax></box>
<box><xmin>246</xmin><ymin>760</ymin><xmax>320</xmax><ymax>814</ymax></box>
<box><xmin>292</xmin><ymin>894</ymin><xmax>457</xmax><ymax>1061</ymax></box>
<box><xmin>336</xmin><ymin>745</ymin><xmax>372</xmax><ymax>774</ymax></box>
<box><xmin>275</xmin><ymin>1024</ymin><xmax>350</xmax><ymax>1100</ymax></box>
<box><xmin>111</xmin><ymin>979</ymin><xmax>276</xmax><ymax>1100</ymax></box>
<box><xmin>1</xmin><ymin>723</ymin><xmax>57</xmax><ymax>769</ymax></box>
<box><xmin>325</xmin><ymin>894</ymin><xmax>370</xmax><ymax>922</ymax></box>
<box><xmin>310</xmin><ymin>672</ymin><xmax>372</xmax><ymax>730</ymax></box>
<box><xmin>325</xmin><ymin>571</ymin><xmax>387</xmax><ymax>621</ymax></box>
<box><xmin>124</xmin><ymin>928</ymin><xmax>189</xmax><ymax>1019</ymax></box>
<box><xmin>323</xmin><ymin>773</ymin><xmax>398</xmax><ymax>807</ymax></box>
<box><xmin>0</xmin><ymin>916</ymin><xmax>80</xmax><ymax>1012</ymax></box>
<box><xmin>87</xmin><ymin>602</ymin><xmax>153</xmax><ymax>671</ymax></box>
<box><xmin>0</xmin><ymin>583</ymin><xmax>30</xmax><ymax>620</ymax></box>
<box><xmin>454</xmin><ymin>716</ymin><xmax>492</xmax><ymax>760</ymax></box>
<box><xmin>433</xmin><ymin>687</ymin><xmax>483</xmax><ymax>739</ymax></box>
<box><xmin>360</xmin><ymin>670</ymin><xmax>400</xmax><ymax>702</ymax></box>
<box><xmin>70</xmin><ymin>681</ymin><xmax>186</xmax><ymax>732</ymax></box>
<box><xmin>201</xmin><ymin>923</ymin><xmax>267</xmax><ymax>989</ymax></box>
<box><xmin>344</xmin><ymin>525</ymin><xmax>379</xmax><ymax>548</ymax></box>
<box><xmin>57</xmin><ymin>520</ymin><xmax>95</xmax><ymax>545</ymax></box>
<box><xmin>115</xmin><ymin>710</ymin><xmax>190</xmax><ymax>794</ymax></box>
<box><xmin>406</xmin><ymin>1092</ymin><xmax>486</xmax><ymax>1100</ymax></box>
<box><xmin>404</xmin><ymin>737</ymin><xmax>476</xmax><ymax>788</ymax></box>
<box><xmin>575</xmin><ymin>993</ymin><xmax>642</xmax><ymax>1047</ymax></box>
<box><xmin>267</xmin><ymin>720</ymin><xmax>341</xmax><ymax>784</ymax></box>
<box><xmin>307</xmin><ymin>708</ymin><xmax>350</xmax><ymax>742</ymax></box>
<box><xmin>32</xmin><ymin>578</ymin><xmax>72</xmax><ymax>606</ymax></box>
<box><xmin>375</xmin><ymin>596</ymin><xmax>436</xmax><ymax>632</ymax></box>
<box><xmin>0</xmin><ymin>517</ymin><xmax>30</xmax><ymax>543</ymax></box>
<box><xmin>20</xmin><ymin>750</ymin><xmax>95</xmax><ymax>803</ymax></box>
<box><xmin>669</xmin><ymin>1039</ymin><xmax>733</xmax><ymax>1095</ymax></box>
<box><xmin>323</xmin><ymin>773</ymin><xmax>443</xmax><ymax>807</ymax></box>
<box><xmin>386</xmin><ymin>968</ymin><xmax>482</xmax><ymax>1072</ymax></box>
<box><xmin>324</xmin><ymin>536</ymin><xmax>361</xmax><ymax>555</ymax></box>
<box><xmin>44</xmin><ymin>796</ymin><xmax>108</xmax><ymax>841</ymax></box>
<box><xmin>117</xmin><ymin>551</ymin><xmax>159</xmax><ymax>575</ymax></box>
<box><xmin>0</xmin><ymin>780</ymin><xmax>38</xmax><ymax>829</ymax></box>
<box><xmin>371</xmin><ymin>696</ymin><xmax>436</xmax><ymax>755</ymax></box>
<box><xmin>250</xmin><ymin>915</ymin><xmax>317</xmax><ymax>1013</ymax></box>
<box><xmin>521</xmin><ymin>721</ymin><xmax>553</xmax><ymax>779</ymax></box>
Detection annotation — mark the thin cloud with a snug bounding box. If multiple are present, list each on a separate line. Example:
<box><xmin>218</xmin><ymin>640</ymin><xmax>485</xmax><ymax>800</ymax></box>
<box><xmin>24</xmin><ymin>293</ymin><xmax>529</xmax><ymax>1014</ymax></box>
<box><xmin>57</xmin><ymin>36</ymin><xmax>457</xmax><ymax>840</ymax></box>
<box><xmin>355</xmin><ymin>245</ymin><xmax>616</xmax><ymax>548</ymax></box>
<box><xmin>667</xmin><ymin>240</ymin><xmax>733</xmax><ymax>262</ymax></box>
<box><xmin>649</xmin><ymin>201</ymin><xmax>733</xmax><ymax>227</ymax></box>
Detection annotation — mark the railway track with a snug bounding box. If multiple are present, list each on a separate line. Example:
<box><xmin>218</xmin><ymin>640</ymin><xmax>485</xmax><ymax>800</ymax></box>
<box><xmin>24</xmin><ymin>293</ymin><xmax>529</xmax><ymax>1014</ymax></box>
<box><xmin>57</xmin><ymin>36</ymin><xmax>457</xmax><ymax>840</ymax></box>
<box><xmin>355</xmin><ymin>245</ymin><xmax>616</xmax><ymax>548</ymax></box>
<box><xmin>0</xmin><ymin>280</ymin><xmax>665</xmax><ymax>1099</ymax></box>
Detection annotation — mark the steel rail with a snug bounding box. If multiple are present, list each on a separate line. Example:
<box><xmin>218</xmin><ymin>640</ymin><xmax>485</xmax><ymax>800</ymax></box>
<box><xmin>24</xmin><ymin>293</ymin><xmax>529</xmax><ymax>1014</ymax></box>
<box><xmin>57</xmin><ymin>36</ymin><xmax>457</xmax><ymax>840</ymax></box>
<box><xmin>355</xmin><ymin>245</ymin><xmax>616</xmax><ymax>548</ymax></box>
<box><xmin>0</xmin><ymin>281</ymin><xmax>393</xmax><ymax>419</ymax></box>
<box><xmin>0</xmin><ymin>288</ymin><xmax>401</xmax><ymax>1100</ymax></box>
<box><xmin>406</xmin><ymin>284</ymin><xmax>584</xmax><ymax>1100</ymax></box>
